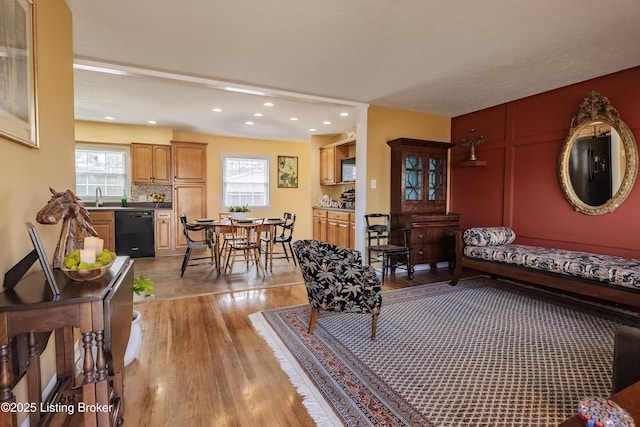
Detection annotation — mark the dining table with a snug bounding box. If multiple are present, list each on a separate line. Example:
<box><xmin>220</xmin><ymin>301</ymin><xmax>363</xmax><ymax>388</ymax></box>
<box><xmin>189</xmin><ymin>217</ymin><xmax>284</xmax><ymax>273</ymax></box>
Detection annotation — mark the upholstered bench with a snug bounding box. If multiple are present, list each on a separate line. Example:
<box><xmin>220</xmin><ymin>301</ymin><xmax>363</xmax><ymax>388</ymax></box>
<box><xmin>450</xmin><ymin>227</ymin><xmax>640</xmax><ymax>310</ymax></box>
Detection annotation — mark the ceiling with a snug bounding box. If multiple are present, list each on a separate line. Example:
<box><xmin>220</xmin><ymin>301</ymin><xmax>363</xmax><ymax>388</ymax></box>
<box><xmin>67</xmin><ymin>0</ymin><xmax>640</xmax><ymax>143</ymax></box>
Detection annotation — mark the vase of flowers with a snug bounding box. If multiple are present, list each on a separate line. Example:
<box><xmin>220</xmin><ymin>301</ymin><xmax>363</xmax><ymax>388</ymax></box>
<box><xmin>229</xmin><ymin>205</ymin><xmax>250</xmax><ymax>220</ymax></box>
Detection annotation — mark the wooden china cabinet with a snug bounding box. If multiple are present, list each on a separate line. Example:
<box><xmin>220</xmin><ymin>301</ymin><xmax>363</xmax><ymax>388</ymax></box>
<box><xmin>387</xmin><ymin>138</ymin><xmax>459</xmax><ymax>271</ymax></box>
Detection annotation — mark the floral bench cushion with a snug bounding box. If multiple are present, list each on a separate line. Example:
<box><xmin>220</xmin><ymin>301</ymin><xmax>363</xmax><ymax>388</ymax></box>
<box><xmin>464</xmin><ymin>243</ymin><xmax>640</xmax><ymax>289</ymax></box>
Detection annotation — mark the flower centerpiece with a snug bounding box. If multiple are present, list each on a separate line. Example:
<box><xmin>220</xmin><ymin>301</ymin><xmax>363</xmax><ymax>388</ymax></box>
<box><xmin>229</xmin><ymin>205</ymin><xmax>251</xmax><ymax>220</ymax></box>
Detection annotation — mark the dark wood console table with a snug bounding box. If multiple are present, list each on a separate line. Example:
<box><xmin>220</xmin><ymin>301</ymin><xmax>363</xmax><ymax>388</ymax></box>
<box><xmin>0</xmin><ymin>256</ymin><xmax>134</xmax><ymax>427</ymax></box>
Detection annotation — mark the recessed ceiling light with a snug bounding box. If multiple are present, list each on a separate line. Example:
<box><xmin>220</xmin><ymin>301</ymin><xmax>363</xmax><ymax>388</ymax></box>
<box><xmin>245</xmin><ymin>121</ymin><xmax>255</xmax><ymax>125</ymax></box>
<box><xmin>148</xmin><ymin>120</ymin><xmax>157</xmax><ymax>125</ymax></box>
<box><xmin>212</xmin><ymin>108</ymin><xmax>222</xmax><ymax>112</ymax></box>
<box><xmin>263</xmin><ymin>102</ymin><xmax>274</xmax><ymax>107</ymax></box>
<box><xmin>254</xmin><ymin>113</ymin><xmax>263</xmax><ymax>117</ymax></box>
<box><xmin>289</xmin><ymin>117</ymin><xmax>298</xmax><ymax>121</ymax></box>
<box><xmin>104</xmin><ymin>116</ymin><xmax>114</xmax><ymax>120</ymax></box>
<box><xmin>309</xmin><ymin>128</ymin><xmax>317</xmax><ymax>132</ymax></box>
<box><xmin>340</xmin><ymin>112</ymin><xmax>349</xmax><ymax>117</ymax></box>
<box><xmin>323</xmin><ymin>121</ymin><xmax>331</xmax><ymax>125</ymax></box>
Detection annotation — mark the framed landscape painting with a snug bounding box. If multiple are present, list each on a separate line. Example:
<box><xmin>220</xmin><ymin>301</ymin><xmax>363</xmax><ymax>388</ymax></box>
<box><xmin>0</xmin><ymin>0</ymin><xmax>38</xmax><ymax>147</ymax></box>
<box><xmin>278</xmin><ymin>156</ymin><xmax>298</xmax><ymax>188</ymax></box>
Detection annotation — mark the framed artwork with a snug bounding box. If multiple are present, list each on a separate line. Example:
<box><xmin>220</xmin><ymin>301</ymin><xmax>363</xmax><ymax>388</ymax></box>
<box><xmin>278</xmin><ymin>156</ymin><xmax>298</xmax><ymax>188</ymax></box>
<box><xmin>0</xmin><ymin>0</ymin><xmax>39</xmax><ymax>148</ymax></box>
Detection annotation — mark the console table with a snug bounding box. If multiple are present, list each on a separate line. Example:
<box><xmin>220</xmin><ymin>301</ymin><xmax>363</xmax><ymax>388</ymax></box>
<box><xmin>0</xmin><ymin>256</ymin><xmax>134</xmax><ymax>427</ymax></box>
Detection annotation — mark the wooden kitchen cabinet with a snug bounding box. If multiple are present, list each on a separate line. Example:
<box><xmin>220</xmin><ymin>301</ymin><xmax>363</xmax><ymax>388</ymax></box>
<box><xmin>313</xmin><ymin>209</ymin><xmax>328</xmax><ymax>242</ymax></box>
<box><xmin>155</xmin><ymin>210</ymin><xmax>174</xmax><ymax>253</ymax></box>
<box><xmin>89</xmin><ymin>210</ymin><xmax>115</xmax><ymax>252</ymax></box>
<box><xmin>327</xmin><ymin>210</ymin><xmax>351</xmax><ymax>248</ymax></box>
<box><xmin>313</xmin><ymin>208</ymin><xmax>356</xmax><ymax>249</ymax></box>
<box><xmin>172</xmin><ymin>141</ymin><xmax>207</xmax><ymax>249</ymax></box>
<box><xmin>174</xmin><ymin>183</ymin><xmax>207</xmax><ymax>249</ymax></box>
<box><xmin>319</xmin><ymin>146</ymin><xmax>336</xmax><ymax>185</ymax></box>
<box><xmin>172</xmin><ymin>141</ymin><xmax>207</xmax><ymax>183</ymax></box>
<box><xmin>131</xmin><ymin>143</ymin><xmax>171</xmax><ymax>184</ymax></box>
<box><xmin>387</xmin><ymin>138</ymin><xmax>459</xmax><ymax>270</ymax></box>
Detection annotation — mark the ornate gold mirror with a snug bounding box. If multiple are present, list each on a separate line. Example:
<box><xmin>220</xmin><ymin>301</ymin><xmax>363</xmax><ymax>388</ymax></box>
<box><xmin>559</xmin><ymin>91</ymin><xmax>638</xmax><ymax>215</ymax></box>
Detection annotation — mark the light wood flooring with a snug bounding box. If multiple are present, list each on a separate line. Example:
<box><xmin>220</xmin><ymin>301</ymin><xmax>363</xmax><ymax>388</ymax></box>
<box><xmin>52</xmin><ymin>254</ymin><xmax>459</xmax><ymax>426</ymax></box>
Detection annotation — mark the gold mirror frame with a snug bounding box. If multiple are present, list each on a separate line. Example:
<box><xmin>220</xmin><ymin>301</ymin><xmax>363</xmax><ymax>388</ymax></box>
<box><xmin>559</xmin><ymin>91</ymin><xmax>638</xmax><ymax>215</ymax></box>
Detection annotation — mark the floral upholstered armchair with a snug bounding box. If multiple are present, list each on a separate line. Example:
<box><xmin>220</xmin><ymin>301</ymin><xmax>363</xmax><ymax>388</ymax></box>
<box><xmin>292</xmin><ymin>239</ymin><xmax>382</xmax><ymax>340</ymax></box>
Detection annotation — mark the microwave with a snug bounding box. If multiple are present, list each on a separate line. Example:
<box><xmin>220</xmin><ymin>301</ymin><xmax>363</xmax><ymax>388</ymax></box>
<box><xmin>341</xmin><ymin>157</ymin><xmax>356</xmax><ymax>182</ymax></box>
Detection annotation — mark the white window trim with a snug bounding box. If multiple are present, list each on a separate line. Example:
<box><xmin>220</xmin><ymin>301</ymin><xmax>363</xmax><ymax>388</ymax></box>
<box><xmin>75</xmin><ymin>143</ymin><xmax>130</xmax><ymax>201</ymax></box>
<box><xmin>221</xmin><ymin>154</ymin><xmax>270</xmax><ymax>210</ymax></box>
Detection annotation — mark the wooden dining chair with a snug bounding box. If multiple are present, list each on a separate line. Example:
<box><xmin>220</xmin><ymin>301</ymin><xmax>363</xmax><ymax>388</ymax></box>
<box><xmin>260</xmin><ymin>212</ymin><xmax>297</xmax><ymax>267</ymax></box>
<box><xmin>224</xmin><ymin>219</ymin><xmax>266</xmax><ymax>275</ymax></box>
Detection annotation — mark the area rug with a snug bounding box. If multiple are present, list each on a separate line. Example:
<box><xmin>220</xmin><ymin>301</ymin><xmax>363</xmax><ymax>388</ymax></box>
<box><xmin>249</xmin><ymin>276</ymin><xmax>640</xmax><ymax>426</ymax></box>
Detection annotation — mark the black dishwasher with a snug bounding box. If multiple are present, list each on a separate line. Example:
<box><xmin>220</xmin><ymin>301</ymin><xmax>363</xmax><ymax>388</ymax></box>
<box><xmin>115</xmin><ymin>210</ymin><xmax>155</xmax><ymax>258</ymax></box>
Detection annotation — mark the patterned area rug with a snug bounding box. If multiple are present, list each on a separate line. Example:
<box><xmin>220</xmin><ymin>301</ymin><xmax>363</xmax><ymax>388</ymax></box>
<box><xmin>250</xmin><ymin>277</ymin><xmax>640</xmax><ymax>426</ymax></box>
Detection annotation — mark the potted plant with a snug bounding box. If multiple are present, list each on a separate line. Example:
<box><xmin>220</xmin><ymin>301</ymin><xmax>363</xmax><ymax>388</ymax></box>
<box><xmin>125</xmin><ymin>274</ymin><xmax>155</xmax><ymax>366</ymax></box>
<box><xmin>229</xmin><ymin>205</ymin><xmax>251</xmax><ymax>219</ymax></box>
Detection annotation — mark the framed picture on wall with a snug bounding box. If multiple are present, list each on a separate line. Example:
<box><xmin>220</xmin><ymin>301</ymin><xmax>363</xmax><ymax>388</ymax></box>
<box><xmin>0</xmin><ymin>0</ymin><xmax>39</xmax><ymax>148</ymax></box>
<box><xmin>278</xmin><ymin>156</ymin><xmax>298</xmax><ymax>188</ymax></box>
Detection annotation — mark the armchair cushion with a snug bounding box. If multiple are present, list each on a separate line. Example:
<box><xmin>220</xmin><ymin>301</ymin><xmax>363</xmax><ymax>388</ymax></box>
<box><xmin>293</xmin><ymin>239</ymin><xmax>382</xmax><ymax>315</ymax></box>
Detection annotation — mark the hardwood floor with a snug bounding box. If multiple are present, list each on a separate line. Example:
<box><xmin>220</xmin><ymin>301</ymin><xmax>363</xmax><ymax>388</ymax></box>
<box><xmin>52</xmin><ymin>255</ymin><xmax>457</xmax><ymax>426</ymax></box>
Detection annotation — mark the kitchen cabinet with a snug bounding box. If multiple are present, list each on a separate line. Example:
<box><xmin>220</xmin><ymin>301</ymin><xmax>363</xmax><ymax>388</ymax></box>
<box><xmin>327</xmin><ymin>210</ymin><xmax>351</xmax><ymax>248</ymax></box>
<box><xmin>319</xmin><ymin>137</ymin><xmax>356</xmax><ymax>185</ymax></box>
<box><xmin>172</xmin><ymin>141</ymin><xmax>208</xmax><ymax>249</ymax></box>
<box><xmin>89</xmin><ymin>210</ymin><xmax>115</xmax><ymax>252</ymax></box>
<box><xmin>320</xmin><ymin>146</ymin><xmax>336</xmax><ymax>185</ymax></box>
<box><xmin>155</xmin><ymin>210</ymin><xmax>173</xmax><ymax>253</ymax></box>
<box><xmin>313</xmin><ymin>208</ymin><xmax>355</xmax><ymax>249</ymax></box>
<box><xmin>131</xmin><ymin>143</ymin><xmax>171</xmax><ymax>184</ymax></box>
<box><xmin>313</xmin><ymin>209</ymin><xmax>328</xmax><ymax>242</ymax></box>
<box><xmin>387</xmin><ymin>138</ymin><xmax>459</xmax><ymax>270</ymax></box>
<box><xmin>172</xmin><ymin>141</ymin><xmax>207</xmax><ymax>183</ymax></box>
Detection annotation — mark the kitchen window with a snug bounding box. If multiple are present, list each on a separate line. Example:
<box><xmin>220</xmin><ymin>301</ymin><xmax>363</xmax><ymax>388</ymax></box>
<box><xmin>222</xmin><ymin>155</ymin><xmax>270</xmax><ymax>208</ymax></box>
<box><xmin>75</xmin><ymin>144</ymin><xmax>129</xmax><ymax>200</ymax></box>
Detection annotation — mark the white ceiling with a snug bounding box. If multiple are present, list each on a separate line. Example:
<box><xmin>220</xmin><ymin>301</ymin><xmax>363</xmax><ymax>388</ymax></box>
<box><xmin>67</xmin><ymin>0</ymin><xmax>640</xmax><ymax>143</ymax></box>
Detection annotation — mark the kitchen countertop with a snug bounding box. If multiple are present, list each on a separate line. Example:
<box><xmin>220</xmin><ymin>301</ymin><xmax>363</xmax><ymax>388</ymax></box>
<box><xmin>87</xmin><ymin>202</ymin><xmax>172</xmax><ymax>211</ymax></box>
<box><xmin>313</xmin><ymin>206</ymin><xmax>355</xmax><ymax>212</ymax></box>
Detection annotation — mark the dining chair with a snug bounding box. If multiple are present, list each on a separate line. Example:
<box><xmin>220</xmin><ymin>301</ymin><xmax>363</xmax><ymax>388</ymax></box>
<box><xmin>179</xmin><ymin>215</ymin><xmax>217</xmax><ymax>277</ymax></box>
<box><xmin>260</xmin><ymin>212</ymin><xmax>297</xmax><ymax>267</ymax></box>
<box><xmin>364</xmin><ymin>213</ymin><xmax>412</xmax><ymax>284</ymax></box>
<box><xmin>224</xmin><ymin>218</ymin><xmax>266</xmax><ymax>275</ymax></box>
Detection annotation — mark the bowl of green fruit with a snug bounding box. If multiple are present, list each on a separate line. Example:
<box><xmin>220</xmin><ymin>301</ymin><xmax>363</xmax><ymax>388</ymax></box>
<box><xmin>60</xmin><ymin>248</ymin><xmax>117</xmax><ymax>281</ymax></box>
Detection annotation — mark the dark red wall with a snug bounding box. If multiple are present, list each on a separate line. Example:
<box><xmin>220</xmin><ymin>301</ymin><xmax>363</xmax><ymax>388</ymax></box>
<box><xmin>450</xmin><ymin>66</ymin><xmax>640</xmax><ymax>258</ymax></box>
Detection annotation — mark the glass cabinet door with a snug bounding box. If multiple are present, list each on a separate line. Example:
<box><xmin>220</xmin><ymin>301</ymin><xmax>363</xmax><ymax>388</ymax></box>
<box><xmin>404</xmin><ymin>155</ymin><xmax>423</xmax><ymax>201</ymax></box>
<box><xmin>428</xmin><ymin>155</ymin><xmax>446</xmax><ymax>201</ymax></box>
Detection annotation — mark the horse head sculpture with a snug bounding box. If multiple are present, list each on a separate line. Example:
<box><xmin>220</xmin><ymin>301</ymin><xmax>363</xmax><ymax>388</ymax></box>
<box><xmin>36</xmin><ymin>188</ymin><xmax>98</xmax><ymax>268</ymax></box>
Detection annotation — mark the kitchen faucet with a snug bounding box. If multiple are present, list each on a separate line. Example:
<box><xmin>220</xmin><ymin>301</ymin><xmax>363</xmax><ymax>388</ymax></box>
<box><xmin>96</xmin><ymin>187</ymin><xmax>103</xmax><ymax>207</ymax></box>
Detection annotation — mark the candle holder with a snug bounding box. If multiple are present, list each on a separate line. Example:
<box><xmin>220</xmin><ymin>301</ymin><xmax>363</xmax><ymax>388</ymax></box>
<box><xmin>460</xmin><ymin>129</ymin><xmax>485</xmax><ymax>161</ymax></box>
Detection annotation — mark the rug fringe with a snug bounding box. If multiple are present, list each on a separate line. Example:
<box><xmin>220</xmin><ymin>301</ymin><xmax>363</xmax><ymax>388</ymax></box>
<box><xmin>249</xmin><ymin>312</ymin><xmax>341</xmax><ymax>427</ymax></box>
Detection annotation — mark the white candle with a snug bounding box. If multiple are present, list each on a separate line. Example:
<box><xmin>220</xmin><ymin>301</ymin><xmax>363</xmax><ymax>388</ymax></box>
<box><xmin>96</xmin><ymin>238</ymin><xmax>104</xmax><ymax>253</ymax></box>
<box><xmin>84</xmin><ymin>236</ymin><xmax>98</xmax><ymax>251</ymax></box>
<box><xmin>80</xmin><ymin>248</ymin><xmax>96</xmax><ymax>264</ymax></box>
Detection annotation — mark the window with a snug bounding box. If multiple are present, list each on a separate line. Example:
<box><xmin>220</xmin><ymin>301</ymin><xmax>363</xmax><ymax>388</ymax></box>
<box><xmin>75</xmin><ymin>144</ymin><xmax>129</xmax><ymax>200</ymax></box>
<box><xmin>222</xmin><ymin>155</ymin><xmax>270</xmax><ymax>208</ymax></box>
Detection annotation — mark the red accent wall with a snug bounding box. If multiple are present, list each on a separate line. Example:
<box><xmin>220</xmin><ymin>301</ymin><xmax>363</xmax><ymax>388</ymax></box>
<box><xmin>450</xmin><ymin>66</ymin><xmax>640</xmax><ymax>258</ymax></box>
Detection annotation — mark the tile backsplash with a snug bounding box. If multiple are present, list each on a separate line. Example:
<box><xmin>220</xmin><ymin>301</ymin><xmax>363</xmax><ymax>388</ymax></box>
<box><xmin>131</xmin><ymin>184</ymin><xmax>172</xmax><ymax>203</ymax></box>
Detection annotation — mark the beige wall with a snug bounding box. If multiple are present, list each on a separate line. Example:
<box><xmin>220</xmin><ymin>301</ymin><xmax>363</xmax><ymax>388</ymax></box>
<box><xmin>365</xmin><ymin>105</ymin><xmax>451</xmax><ymax>215</ymax></box>
<box><xmin>172</xmin><ymin>131</ymin><xmax>313</xmax><ymax>239</ymax></box>
<box><xmin>0</xmin><ymin>0</ymin><xmax>74</xmax><ymax>420</ymax></box>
